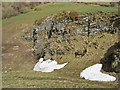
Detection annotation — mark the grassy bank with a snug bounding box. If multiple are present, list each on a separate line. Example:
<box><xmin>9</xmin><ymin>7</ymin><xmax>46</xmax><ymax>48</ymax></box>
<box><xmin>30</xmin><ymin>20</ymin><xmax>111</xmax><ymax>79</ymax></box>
<box><xmin>2</xmin><ymin>2</ymin><xmax>119</xmax><ymax>88</ymax></box>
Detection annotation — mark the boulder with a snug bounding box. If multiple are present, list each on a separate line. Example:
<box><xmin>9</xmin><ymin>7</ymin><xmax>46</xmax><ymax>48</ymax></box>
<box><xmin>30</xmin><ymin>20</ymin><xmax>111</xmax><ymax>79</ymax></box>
<box><xmin>100</xmin><ymin>42</ymin><xmax>120</xmax><ymax>73</ymax></box>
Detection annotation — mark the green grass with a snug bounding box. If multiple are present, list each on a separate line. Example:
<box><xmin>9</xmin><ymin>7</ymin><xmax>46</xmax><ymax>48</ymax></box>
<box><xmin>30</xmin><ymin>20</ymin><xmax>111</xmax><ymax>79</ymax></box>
<box><xmin>2</xmin><ymin>71</ymin><xmax>118</xmax><ymax>88</ymax></box>
<box><xmin>2</xmin><ymin>2</ymin><xmax>118</xmax><ymax>26</ymax></box>
<box><xmin>2</xmin><ymin>2</ymin><xmax>118</xmax><ymax>42</ymax></box>
<box><xmin>2</xmin><ymin>2</ymin><xmax>119</xmax><ymax>88</ymax></box>
<box><xmin>2</xmin><ymin>33</ymin><xmax>119</xmax><ymax>88</ymax></box>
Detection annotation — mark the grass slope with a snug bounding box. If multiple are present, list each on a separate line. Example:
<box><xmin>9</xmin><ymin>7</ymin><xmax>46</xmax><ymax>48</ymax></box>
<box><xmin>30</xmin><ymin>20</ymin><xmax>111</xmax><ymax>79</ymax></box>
<box><xmin>2</xmin><ymin>2</ymin><xmax>118</xmax><ymax>41</ymax></box>
<box><xmin>2</xmin><ymin>2</ymin><xmax>119</xmax><ymax>88</ymax></box>
<box><xmin>3</xmin><ymin>2</ymin><xmax>118</xmax><ymax>26</ymax></box>
<box><xmin>2</xmin><ymin>71</ymin><xmax>118</xmax><ymax>88</ymax></box>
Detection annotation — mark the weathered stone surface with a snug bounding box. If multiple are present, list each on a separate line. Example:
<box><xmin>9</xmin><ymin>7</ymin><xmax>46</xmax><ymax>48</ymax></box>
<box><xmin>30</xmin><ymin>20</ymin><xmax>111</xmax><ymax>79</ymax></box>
<box><xmin>100</xmin><ymin>42</ymin><xmax>120</xmax><ymax>73</ymax></box>
<box><xmin>23</xmin><ymin>11</ymin><xmax>119</xmax><ymax>63</ymax></box>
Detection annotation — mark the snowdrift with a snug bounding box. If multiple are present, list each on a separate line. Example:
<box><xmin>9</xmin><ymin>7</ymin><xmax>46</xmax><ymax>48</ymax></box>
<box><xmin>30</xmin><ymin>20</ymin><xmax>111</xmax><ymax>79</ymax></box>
<box><xmin>80</xmin><ymin>64</ymin><xmax>116</xmax><ymax>82</ymax></box>
<box><xmin>33</xmin><ymin>58</ymin><xmax>67</xmax><ymax>72</ymax></box>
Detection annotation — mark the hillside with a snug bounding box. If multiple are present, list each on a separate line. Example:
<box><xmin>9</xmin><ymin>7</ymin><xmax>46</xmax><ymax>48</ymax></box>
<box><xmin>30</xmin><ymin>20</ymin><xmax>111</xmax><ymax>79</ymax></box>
<box><xmin>2</xmin><ymin>2</ymin><xmax>119</xmax><ymax>88</ymax></box>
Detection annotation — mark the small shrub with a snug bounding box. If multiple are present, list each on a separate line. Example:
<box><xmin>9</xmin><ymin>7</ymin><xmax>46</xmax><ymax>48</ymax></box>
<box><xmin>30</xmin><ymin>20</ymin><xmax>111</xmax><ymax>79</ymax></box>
<box><xmin>2</xmin><ymin>6</ymin><xmax>19</xmax><ymax>19</ymax></box>
<box><xmin>2</xmin><ymin>2</ymin><xmax>39</xmax><ymax>19</ymax></box>
<box><xmin>30</xmin><ymin>6</ymin><xmax>34</xmax><ymax>9</ymax></box>
<box><xmin>54</xmin><ymin>10</ymin><xmax>70</xmax><ymax>22</ymax></box>
<box><xmin>34</xmin><ymin>8</ymin><xmax>41</xmax><ymax>11</ymax></box>
<box><xmin>69</xmin><ymin>11</ymin><xmax>78</xmax><ymax>21</ymax></box>
<box><xmin>34</xmin><ymin>17</ymin><xmax>46</xmax><ymax>25</ymax></box>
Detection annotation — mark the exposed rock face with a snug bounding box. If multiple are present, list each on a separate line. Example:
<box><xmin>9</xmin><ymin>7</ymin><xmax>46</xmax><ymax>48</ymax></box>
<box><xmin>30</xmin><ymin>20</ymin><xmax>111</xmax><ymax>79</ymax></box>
<box><xmin>23</xmin><ymin>10</ymin><xmax>119</xmax><ymax>61</ymax></box>
<box><xmin>100</xmin><ymin>42</ymin><xmax>120</xmax><ymax>73</ymax></box>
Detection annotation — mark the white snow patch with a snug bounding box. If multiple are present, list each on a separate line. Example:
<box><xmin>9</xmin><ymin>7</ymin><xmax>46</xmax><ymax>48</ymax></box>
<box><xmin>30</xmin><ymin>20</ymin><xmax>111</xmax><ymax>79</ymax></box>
<box><xmin>33</xmin><ymin>58</ymin><xmax>67</xmax><ymax>72</ymax></box>
<box><xmin>80</xmin><ymin>64</ymin><xmax>116</xmax><ymax>82</ymax></box>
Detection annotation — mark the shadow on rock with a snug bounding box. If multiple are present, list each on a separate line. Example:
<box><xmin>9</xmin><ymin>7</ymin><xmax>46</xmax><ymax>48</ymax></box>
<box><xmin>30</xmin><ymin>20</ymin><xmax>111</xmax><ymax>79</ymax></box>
<box><xmin>100</xmin><ymin>42</ymin><xmax>120</xmax><ymax>73</ymax></box>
